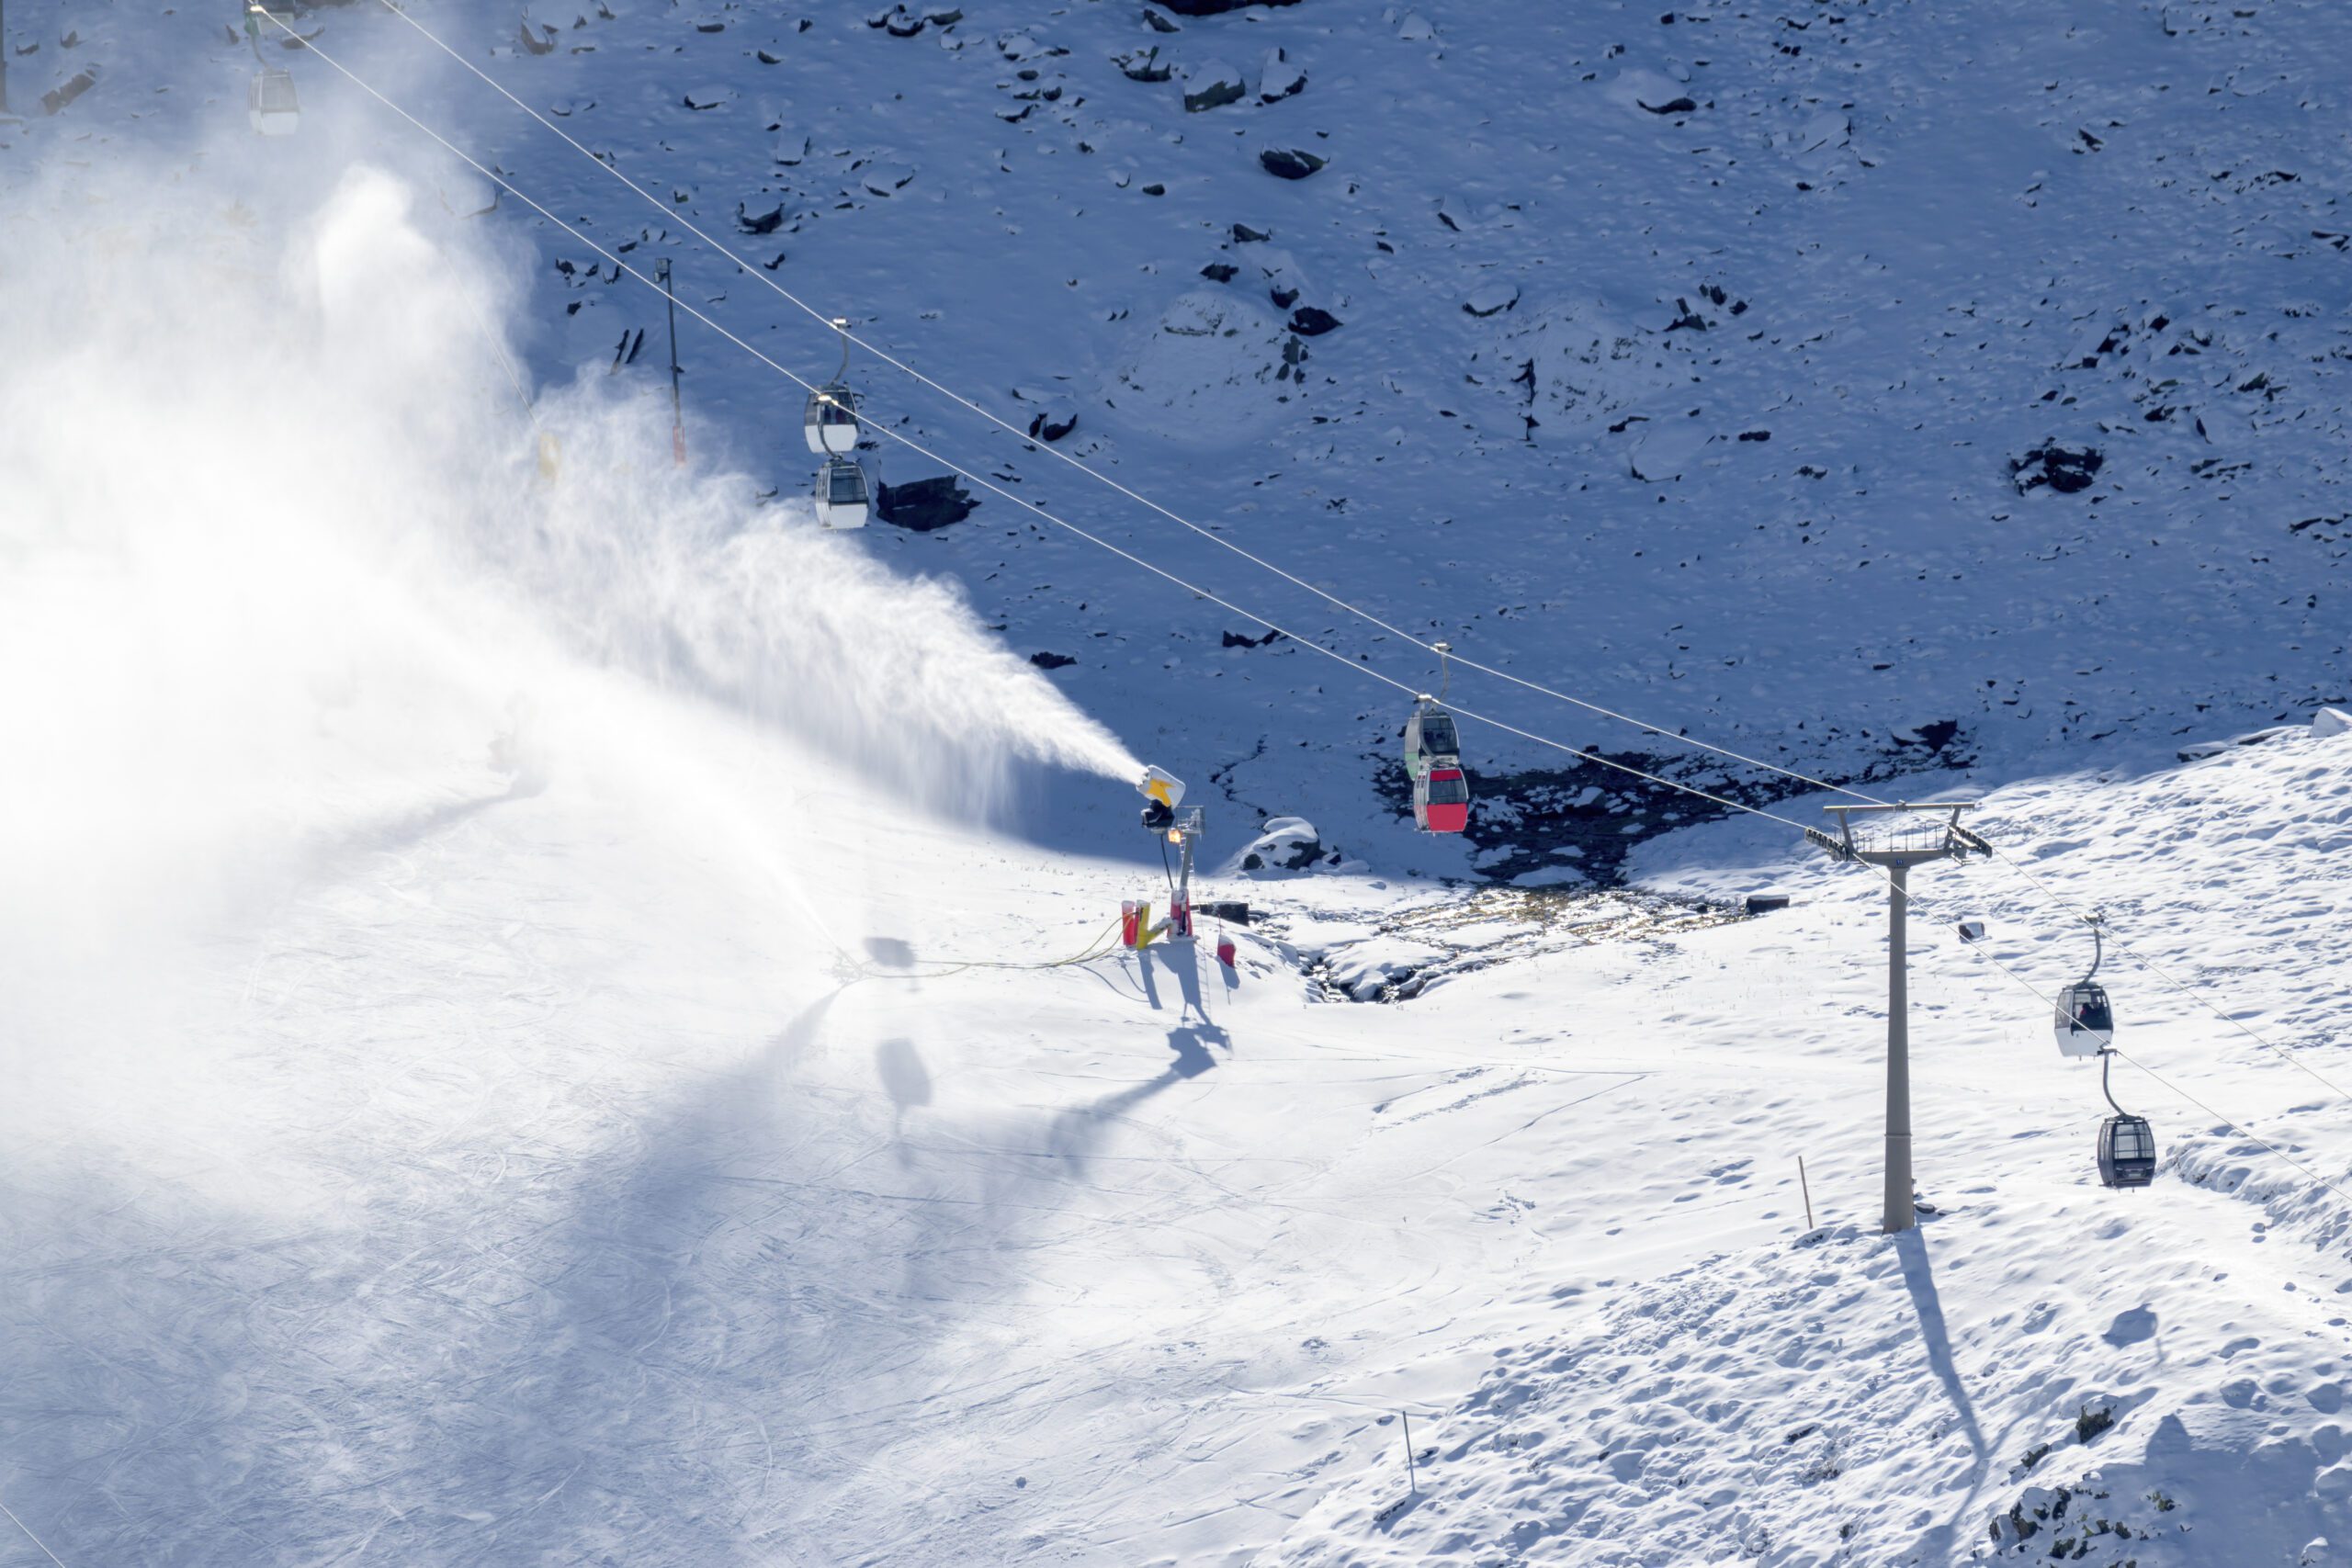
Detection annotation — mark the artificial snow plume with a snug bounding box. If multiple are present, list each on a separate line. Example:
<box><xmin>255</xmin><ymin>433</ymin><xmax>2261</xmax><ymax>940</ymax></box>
<box><xmin>0</xmin><ymin>159</ymin><xmax>1139</xmax><ymax>925</ymax></box>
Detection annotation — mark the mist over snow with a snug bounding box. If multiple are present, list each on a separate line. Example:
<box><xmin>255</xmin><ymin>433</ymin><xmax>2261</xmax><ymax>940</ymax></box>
<box><xmin>3</xmin><ymin>2</ymin><xmax>2352</xmax><ymax>1565</ymax></box>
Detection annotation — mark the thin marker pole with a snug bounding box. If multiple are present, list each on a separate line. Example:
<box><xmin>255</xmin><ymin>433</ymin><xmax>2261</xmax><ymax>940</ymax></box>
<box><xmin>1798</xmin><ymin>1156</ymin><xmax>1815</xmax><ymax>1232</ymax></box>
<box><xmin>659</xmin><ymin>256</ymin><xmax>684</xmax><ymax>466</ymax></box>
<box><xmin>1401</xmin><ymin>1411</ymin><xmax>1417</xmax><ymax>1495</ymax></box>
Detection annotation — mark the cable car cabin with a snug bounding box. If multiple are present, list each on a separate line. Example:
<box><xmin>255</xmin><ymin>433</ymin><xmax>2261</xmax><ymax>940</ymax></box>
<box><xmin>2053</xmin><ymin>981</ymin><xmax>2115</xmax><ymax>1058</ymax></box>
<box><xmin>813</xmin><ymin>457</ymin><xmax>870</xmax><ymax>529</ymax></box>
<box><xmin>2098</xmin><ymin>1113</ymin><xmax>2156</xmax><ymax>1189</ymax></box>
<box><xmin>1402</xmin><ymin>700</ymin><xmax>1461</xmax><ymax>783</ymax></box>
<box><xmin>804</xmin><ymin>384</ymin><xmax>859</xmax><ymax>456</ymax></box>
<box><xmin>1414</xmin><ymin>765</ymin><xmax>1471</xmax><ymax>834</ymax></box>
<box><xmin>248</xmin><ymin>68</ymin><xmax>300</xmax><ymax>136</ymax></box>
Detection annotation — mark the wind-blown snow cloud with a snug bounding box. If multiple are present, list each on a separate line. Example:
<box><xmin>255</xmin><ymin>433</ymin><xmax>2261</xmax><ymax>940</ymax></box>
<box><xmin>0</xmin><ymin>158</ymin><xmax>1139</xmax><ymax>965</ymax></box>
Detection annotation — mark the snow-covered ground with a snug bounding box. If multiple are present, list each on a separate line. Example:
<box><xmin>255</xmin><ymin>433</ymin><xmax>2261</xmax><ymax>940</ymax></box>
<box><xmin>6</xmin><ymin>2</ymin><xmax>2352</xmax><ymax>1564</ymax></box>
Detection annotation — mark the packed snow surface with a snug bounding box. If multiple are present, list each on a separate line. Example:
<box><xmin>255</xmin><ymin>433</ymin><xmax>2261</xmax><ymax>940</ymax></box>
<box><xmin>5</xmin><ymin>1</ymin><xmax>2352</xmax><ymax>1564</ymax></box>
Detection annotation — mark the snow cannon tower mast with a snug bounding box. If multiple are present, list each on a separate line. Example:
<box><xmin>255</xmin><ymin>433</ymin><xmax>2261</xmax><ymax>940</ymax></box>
<box><xmin>1125</xmin><ymin>767</ymin><xmax>1203</xmax><ymax>949</ymax></box>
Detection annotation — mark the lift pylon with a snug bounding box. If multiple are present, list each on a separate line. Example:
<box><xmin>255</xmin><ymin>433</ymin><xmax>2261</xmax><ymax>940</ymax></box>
<box><xmin>1806</xmin><ymin>801</ymin><xmax>1991</xmax><ymax>1234</ymax></box>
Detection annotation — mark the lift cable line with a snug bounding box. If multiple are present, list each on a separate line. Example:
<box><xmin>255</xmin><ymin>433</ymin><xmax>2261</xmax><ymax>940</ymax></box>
<box><xmin>1931</xmin><ymin>891</ymin><xmax>2352</xmax><ymax>1209</ymax></box>
<box><xmin>0</xmin><ymin>1495</ymin><xmax>70</xmax><ymax>1568</ymax></box>
<box><xmin>371</xmin><ymin>1</ymin><xmax>2352</xmax><ymax>1104</ymax></box>
<box><xmin>357</xmin><ymin>0</ymin><xmax>1954</xmax><ymax>802</ymax></box>
<box><xmin>277</xmin><ymin>19</ymin><xmax>2352</xmax><ymax>1211</ymax></box>
<box><xmin>250</xmin><ymin>12</ymin><xmax>1850</xmax><ymax>849</ymax></box>
<box><xmin>1983</xmin><ymin>842</ymin><xmax>2352</xmax><ymax>1105</ymax></box>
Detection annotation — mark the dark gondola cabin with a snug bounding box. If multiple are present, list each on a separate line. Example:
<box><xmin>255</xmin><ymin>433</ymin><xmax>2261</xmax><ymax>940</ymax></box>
<box><xmin>2098</xmin><ymin>1113</ymin><xmax>2156</xmax><ymax>1189</ymax></box>
<box><xmin>1415</xmin><ymin>765</ymin><xmax>1470</xmax><ymax>833</ymax></box>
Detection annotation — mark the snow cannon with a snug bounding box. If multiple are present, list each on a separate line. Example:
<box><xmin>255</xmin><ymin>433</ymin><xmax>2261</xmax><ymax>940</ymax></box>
<box><xmin>1137</xmin><ymin>765</ymin><xmax>1185</xmax><ymax>832</ymax></box>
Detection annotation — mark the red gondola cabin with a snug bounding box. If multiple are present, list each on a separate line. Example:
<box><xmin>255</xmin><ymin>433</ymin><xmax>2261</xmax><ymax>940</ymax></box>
<box><xmin>1416</xmin><ymin>766</ymin><xmax>1471</xmax><ymax>833</ymax></box>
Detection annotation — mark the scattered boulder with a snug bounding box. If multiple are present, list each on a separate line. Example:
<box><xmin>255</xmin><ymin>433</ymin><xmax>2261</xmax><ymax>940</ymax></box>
<box><xmin>1183</xmin><ymin>60</ymin><xmax>1249</xmax><ymax>112</ymax></box>
<box><xmin>519</xmin><ymin>20</ymin><xmax>557</xmax><ymax>55</ymax></box>
<box><xmin>1145</xmin><ymin>8</ymin><xmax>1182</xmax><ymax>32</ymax></box>
<box><xmin>1161</xmin><ymin>0</ymin><xmax>1301</xmax><ymax>13</ymax></box>
<box><xmin>1463</xmin><ymin>279</ymin><xmax>1520</xmax><ymax>317</ymax></box>
<box><xmin>886</xmin><ymin>8</ymin><xmax>926</xmax><ymax>36</ymax></box>
<box><xmin>1639</xmin><ymin>95</ymin><xmax>1701</xmax><ymax>114</ymax></box>
<box><xmin>1115</xmin><ymin>45</ymin><xmax>1173</xmax><ymax>82</ymax></box>
<box><xmin>876</xmin><ymin>476</ymin><xmax>978</xmax><ymax>531</ymax></box>
<box><xmin>1259</xmin><ymin>47</ymin><xmax>1306</xmax><ymax>101</ymax></box>
<box><xmin>40</xmin><ymin>68</ymin><xmax>96</xmax><ymax>117</ymax></box>
<box><xmin>683</xmin><ymin>85</ymin><xmax>732</xmax><ymax>110</ymax></box>
<box><xmin>1260</xmin><ymin>147</ymin><xmax>1328</xmax><ymax>180</ymax></box>
<box><xmin>1029</xmin><ymin>651</ymin><xmax>1077</xmax><ymax>670</ymax></box>
<box><xmin>1288</xmin><ymin>305</ymin><xmax>1341</xmax><ymax>335</ymax></box>
<box><xmin>738</xmin><ymin>201</ymin><xmax>787</xmax><ymax>234</ymax></box>
<box><xmin>1235</xmin><ymin>817</ymin><xmax>1325</xmax><ymax>874</ymax></box>
<box><xmin>1231</xmin><ymin>221</ymin><xmax>1272</xmax><ymax>243</ymax></box>
<box><xmin>1018</xmin><ymin>393</ymin><xmax>1079</xmax><ymax>442</ymax></box>
<box><xmin>2010</xmin><ymin>441</ymin><xmax>2104</xmax><ymax>495</ymax></box>
<box><xmin>1200</xmin><ymin>262</ymin><xmax>1239</xmax><ymax>282</ymax></box>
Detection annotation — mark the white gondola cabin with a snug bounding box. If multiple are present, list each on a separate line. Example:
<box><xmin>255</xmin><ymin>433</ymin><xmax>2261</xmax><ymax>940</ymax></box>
<box><xmin>804</xmin><ymin>383</ymin><xmax>860</xmax><ymax>455</ymax></box>
<box><xmin>815</xmin><ymin>457</ymin><xmax>870</xmax><ymax>529</ymax></box>
<box><xmin>1403</xmin><ymin>696</ymin><xmax>1461</xmax><ymax>783</ymax></box>
<box><xmin>249</xmin><ymin>66</ymin><xmax>300</xmax><ymax>136</ymax></box>
<box><xmin>2053</xmin><ymin>981</ymin><xmax>2115</xmax><ymax>1056</ymax></box>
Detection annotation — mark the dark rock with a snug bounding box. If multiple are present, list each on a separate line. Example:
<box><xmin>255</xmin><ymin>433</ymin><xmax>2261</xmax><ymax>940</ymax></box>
<box><xmin>1027</xmin><ymin>408</ymin><xmax>1079</xmax><ymax>442</ymax></box>
<box><xmin>1200</xmin><ymin>262</ymin><xmax>1239</xmax><ymax>282</ymax></box>
<box><xmin>1269</xmin><ymin>283</ymin><xmax>1300</xmax><ymax>310</ymax></box>
<box><xmin>1145</xmin><ymin>8</ymin><xmax>1182</xmax><ymax>31</ymax></box>
<box><xmin>756</xmin><ymin>47</ymin><xmax>785</xmax><ymax>63</ymax></box>
<box><xmin>1736</xmin><ymin>429</ymin><xmax>1770</xmax><ymax>442</ymax></box>
<box><xmin>519</xmin><ymin>21</ymin><xmax>556</xmax><ymax>55</ymax></box>
<box><xmin>1639</xmin><ymin>95</ymin><xmax>1701</xmax><ymax>114</ymax></box>
<box><xmin>2009</xmin><ymin>442</ymin><xmax>2104</xmax><ymax>495</ymax></box>
<box><xmin>886</xmin><ymin>9</ymin><xmax>925</xmax><ymax>37</ymax></box>
<box><xmin>1159</xmin><ymin>0</ymin><xmax>1300</xmax><ymax>12</ymax></box>
<box><xmin>876</xmin><ymin>476</ymin><xmax>979</xmax><ymax>531</ymax></box>
<box><xmin>1139</xmin><ymin>182</ymin><xmax>1167</xmax><ymax>197</ymax></box>
<box><xmin>1222</xmin><ymin>628</ymin><xmax>1284</xmax><ymax>648</ymax></box>
<box><xmin>1260</xmin><ymin>147</ymin><xmax>1328</xmax><ymax>180</ymax></box>
<box><xmin>1183</xmin><ymin>62</ymin><xmax>1248</xmax><ymax>112</ymax></box>
<box><xmin>1115</xmin><ymin>46</ymin><xmax>1172</xmax><ymax>81</ymax></box>
<box><xmin>926</xmin><ymin>7</ymin><xmax>966</xmax><ymax>23</ymax></box>
<box><xmin>738</xmin><ymin>201</ymin><xmax>786</xmax><ymax>235</ymax></box>
<box><xmin>40</xmin><ymin>69</ymin><xmax>96</xmax><ymax>116</ymax></box>
<box><xmin>1259</xmin><ymin>46</ymin><xmax>1306</xmax><ymax>101</ymax></box>
<box><xmin>1029</xmin><ymin>651</ymin><xmax>1078</xmax><ymax>670</ymax></box>
<box><xmin>1288</xmin><ymin>305</ymin><xmax>1342</xmax><ymax>336</ymax></box>
<box><xmin>1231</xmin><ymin>221</ymin><xmax>1272</xmax><ymax>243</ymax></box>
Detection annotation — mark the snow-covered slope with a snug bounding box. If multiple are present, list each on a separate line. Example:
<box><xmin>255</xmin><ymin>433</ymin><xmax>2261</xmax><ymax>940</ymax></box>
<box><xmin>6</xmin><ymin>3</ymin><xmax>2352</xmax><ymax>1565</ymax></box>
<box><xmin>10</xmin><ymin>0</ymin><xmax>2348</xmax><ymax>874</ymax></box>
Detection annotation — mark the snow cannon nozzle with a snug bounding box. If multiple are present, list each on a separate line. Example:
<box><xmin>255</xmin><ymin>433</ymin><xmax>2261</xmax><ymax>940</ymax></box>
<box><xmin>1137</xmin><ymin>764</ymin><xmax>1185</xmax><ymax>831</ymax></box>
